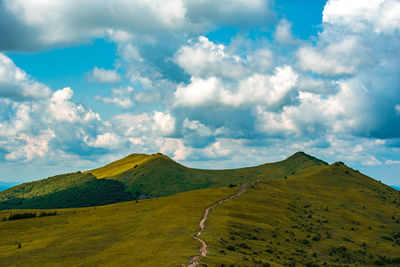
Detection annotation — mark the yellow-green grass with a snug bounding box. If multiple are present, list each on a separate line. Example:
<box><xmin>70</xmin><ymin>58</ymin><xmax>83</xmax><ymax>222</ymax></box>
<box><xmin>200</xmin><ymin>163</ymin><xmax>400</xmax><ymax>266</ymax></box>
<box><xmin>84</xmin><ymin>153</ymin><xmax>157</xmax><ymax>178</ymax></box>
<box><xmin>0</xmin><ymin>186</ymin><xmax>236</xmax><ymax>266</ymax></box>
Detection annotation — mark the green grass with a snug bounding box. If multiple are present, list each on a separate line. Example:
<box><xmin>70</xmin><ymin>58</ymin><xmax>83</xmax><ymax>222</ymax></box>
<box><xmin>0</xmin><ymin>152</ymin><xmax>327</xmax><ymax>210</ymax></box>
<box><xmin>0</xmin><ymin>172</ymin><xmax>94</xmax><ymax>201</ymax></box>
<box><xmin>200</xmin><ymin>162</ymin><xmax>400</xmax><ymax>266</ymax></box>
<box><xmin>0</xmin><ymin>179</ymin><xmax>132</xmax><ymax>210</ymax></box>
<box><xmin>0</xmin><ymin>186</ymin><xmax>237</xmax><ymax>266</ymax></box>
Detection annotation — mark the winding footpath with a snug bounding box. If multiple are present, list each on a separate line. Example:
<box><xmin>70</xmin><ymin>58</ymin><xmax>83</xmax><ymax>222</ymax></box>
<box><xmin>188</xmin><ymin>184</ymin><xmax>248</xmax><ymax>267</ymax></box>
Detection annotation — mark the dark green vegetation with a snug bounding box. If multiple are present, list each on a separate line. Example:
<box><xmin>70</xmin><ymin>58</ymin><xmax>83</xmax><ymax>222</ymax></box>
<box><xmin>200</xmin><ymin>162</ymin><xmax>400</xmax><ymax>266</ymax></box>
<box><xmin>2</xmin><ymin>211</ymin><xmax>57</xmax><ymax>221</ymax></box>
<box><xmin>0</xmin><ymin>173</ymin><xmax>132</xmax><ymax>210</ymax></box>
<box><xmin>0</xmin><ymin>152</ymin><xmax>326</xmax><ymax>210</ymax></box>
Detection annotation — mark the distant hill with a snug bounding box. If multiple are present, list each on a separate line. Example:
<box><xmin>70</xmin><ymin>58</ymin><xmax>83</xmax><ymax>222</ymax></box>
<box><xmin>0</xmin><ymin>151</ymin><xmax>327</xmax><ymax>210</ymax></box>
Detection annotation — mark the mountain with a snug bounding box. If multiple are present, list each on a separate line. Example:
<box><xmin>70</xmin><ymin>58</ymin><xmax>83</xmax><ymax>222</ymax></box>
<box><xmin>200</xmin><ymin>161</ymin><xmax>400</xmax><ymax>266</ymax></box>
<box><xmin>0</xmin><ymin>151</ymin><xmax>327</xmax><ymax>210</ymax></box>
<box><xmin>0</xmin><ymin>161</ymin><xmax>398</xmax><ymax>266</ymax></box>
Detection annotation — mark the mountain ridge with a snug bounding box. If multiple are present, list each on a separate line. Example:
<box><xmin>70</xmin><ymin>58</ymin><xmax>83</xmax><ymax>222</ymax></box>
<box><xmin>0</xmin><ymin>151</ymin><xmax>327</xmax><ymax>210</ymax></box>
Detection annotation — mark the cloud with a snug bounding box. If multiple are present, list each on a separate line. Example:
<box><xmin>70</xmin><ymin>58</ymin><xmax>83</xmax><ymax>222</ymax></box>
<box><xmin>395</xmin><ymin>105</ymin><xmax>400</xmax><ymax>115</ymax></box>
<box><xmin>181</xmin><ymin>118</ymin><xmax>214</xmax><ymax>148</ymax></box>
<box><xmin>185</xmin><ymin>0</ymin><xmax>275</xmax><ymax>28</ymax></box>
<box><xmin>291</xmin><ymin>0</ymin><xmax>400</xmax><ymax>141</ymax></box>
<box><xmin>175</xmin><ymin>36</ymin><xmax>247</xmax><ymax>79</ymax></box>
<box><xmin>174</xmin><ymin>77</ymin><xmax>220</xmax><ymax>107</ymax></box>
<box><xmin>203</xmin><ymin>141</ymin><xmax>230</xmax><ymax>159</ymax></box>
<box><xmin>87</xmin><ymin>132</ymin><xmax>122</xmax><ymax>150</ymax></box>
<box><xmin>5</xmin><ymin>130</ymin><xmax>55</xmax><ymax>161</ymax></box>
<box><xmin>274</xmin><ymin>19</ymin><xmax>296</xmax><ymax>44</ymax></box>
<box><xmin>0</xmin><ymin>53</ymin><xmax>51</xmax><ymax>99</ymax></box>
<box><xmin>385</xmin><ymin>159</ymin><xmax>400</xmax><ymax>165</ymax></box>
<box><xmin>112</xmin><ymin>111</ymin><xmax>175</xmax><ymax>137</ymax></box>
<box><xmin>0</xmin><ymin>0</ymin><xmax>275</xmax><ymax>51</ymax></box>
<box><xmin>96</xmin><ymin>86</ymin><xmax>134</xmax><ymax>108</ymax></box>
<box><xmin>173</xmin><ymin>36</ymin><xmax>299</xmax><ymax>109</ymax></box>
<box><xmin>323</xmin><ymin>0</ymin><xmax>400</xmax><ymax>34</ymax></box>
<box><xmin>296</xmin><ymin>37</ymin><xmax>372</xmax><ymax>76</ymax></box>
<box><xmin>0</xmin><ymin>101</ymin><xmax>32</xmax><ymax>137</ymax></box>
<box><xmin>49</xmin><ymin>87</ymin><xmax>100</xmax><ymax>122</ymax></box>
<box><xmin>174</xmin><ymin>65</ymin><xmax>298</xmax><ymax>109</ymax></box>
<box><xmin>152</xmin><ymin>111</ymin><xmax>175</xmax><ymax>136</ymax></box>
<box><xmin>89</xmin><ymin>67</ymin><xmax>121</xmax><ymax>83</ymax></box>
<box><xmin>159</xmin><ymin>138</ymin><xmax>189</xmax><ymax>161</ymax></box>
<box><xmin>0</xmin><ymin>54</ymin><xmax>104</xmax><ymax>162</ymax></box>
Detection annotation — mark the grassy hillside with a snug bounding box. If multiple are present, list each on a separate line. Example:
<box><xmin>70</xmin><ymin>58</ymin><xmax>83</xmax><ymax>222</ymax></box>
<box><xmin>0</xmin><ymin>172</ymin><xmax>94</xmax><ymax>201</ymax></box>
<box><xmin>200</xmin><ymin>162</ymin><xmax>400</xmax><ymax>266</ymax></box>
<box><xmin>84</xmin><ymin>153</ymin><xmax>156</xmax><ymax>178</ymax></box>
<box><xmin>0</xmin><ymin>152</ymin><xmax>327</xmax><ymax>210</ymax></box>
<box><xmin>0</xmin><ymin>173</ymin><xmax>132</xmax><ymax>210</ymax></box>
<box><xmin>0</xmin><ymin>187</ymin><xmax>236</xmax><ymax>266</ymax></box>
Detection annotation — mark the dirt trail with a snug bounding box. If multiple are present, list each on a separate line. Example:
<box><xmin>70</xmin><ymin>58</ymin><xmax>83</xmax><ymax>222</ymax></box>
<box><xmin>187</xmin><ymin>184</ymin><xmax>247</xmax><ymax>267</ymax></box>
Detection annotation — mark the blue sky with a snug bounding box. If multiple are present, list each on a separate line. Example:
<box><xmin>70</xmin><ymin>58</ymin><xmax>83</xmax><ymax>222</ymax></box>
<box><xmin>0</xmin><ymin>0</ymin><xmax>399</xmax><ymax>185</ymax></box>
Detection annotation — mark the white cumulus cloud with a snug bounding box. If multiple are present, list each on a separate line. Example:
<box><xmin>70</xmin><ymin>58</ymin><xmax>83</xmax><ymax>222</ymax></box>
<box><xmin>89</xmin><ymin>67</ymin><xmax>121</xmax><ymax>83</ymax></box>
<box><xmin>0</xmin><ymin>53</ymin><xmax>51</xmax><ymax>99</ymax></box>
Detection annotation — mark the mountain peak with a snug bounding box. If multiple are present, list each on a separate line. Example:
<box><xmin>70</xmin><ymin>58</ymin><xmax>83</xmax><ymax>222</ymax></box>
<box><xmin>286</xmin><ymin>151</ymin><xmax>328</xmax><ymax>165</ymax></box>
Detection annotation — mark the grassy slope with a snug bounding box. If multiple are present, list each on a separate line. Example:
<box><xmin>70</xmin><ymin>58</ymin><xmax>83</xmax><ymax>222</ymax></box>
<box><xmin>200</xmin><ymin>163</ymin><xmax>400</xmax><ymax>266</ymax></box>
<box><xmin>95</xmin><ymin>152</ymin><xmax>327</xmax><ymax>197</ymax></box>
<box><xmin>84</xmin><ymin>153</ymin><xmax>155</xmax><ymax>178</ymax></box>
<box><xmin>0</xmin><ymin>173</ymin><xmax>133</xmax><ymax>210</ymax></box>
<box><xmin>0</xmin><ymin>186</ymin><xmax>236</xmax><ymax>266</ymax></box>
<box><xmin>0</xmin><ymin>172</ymin><xmax>95</xmax><ymax>201</ymax></box>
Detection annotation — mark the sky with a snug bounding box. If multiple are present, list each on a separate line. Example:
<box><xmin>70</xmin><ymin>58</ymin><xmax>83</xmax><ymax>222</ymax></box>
<box><xmin>0</xmin><ymin>0</ymin><xmax>399</xmax><ymax>185</ymax></box>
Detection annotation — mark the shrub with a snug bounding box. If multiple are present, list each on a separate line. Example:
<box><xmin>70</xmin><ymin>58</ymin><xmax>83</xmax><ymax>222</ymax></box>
<box><xmin>312</xmin><ymin>236</ymin><xmax>320</xmax><ymax>241</ymax></box>
<box><xmin>6</xmin><ymin>212</ymin><xmax>36</xmax><ymax>221</ymax></box>
<box><xmin>238</xmin><ymin>243</ymin><xmax>251</xmax><ymax>250</ymax></box>
<box><xmin>312</xmin><ymin>252</ymin><xmax>317</xmax><ymax>258</ymax></box>
<box><xmin>38</xmin><ymin>211</ymin><xmax>57</xmax><ymax>217</ymax></box>
<box><xmin>226</xmin><ymin>245</ymin><xmax>236</xmax><ymax>251</ymax></box>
